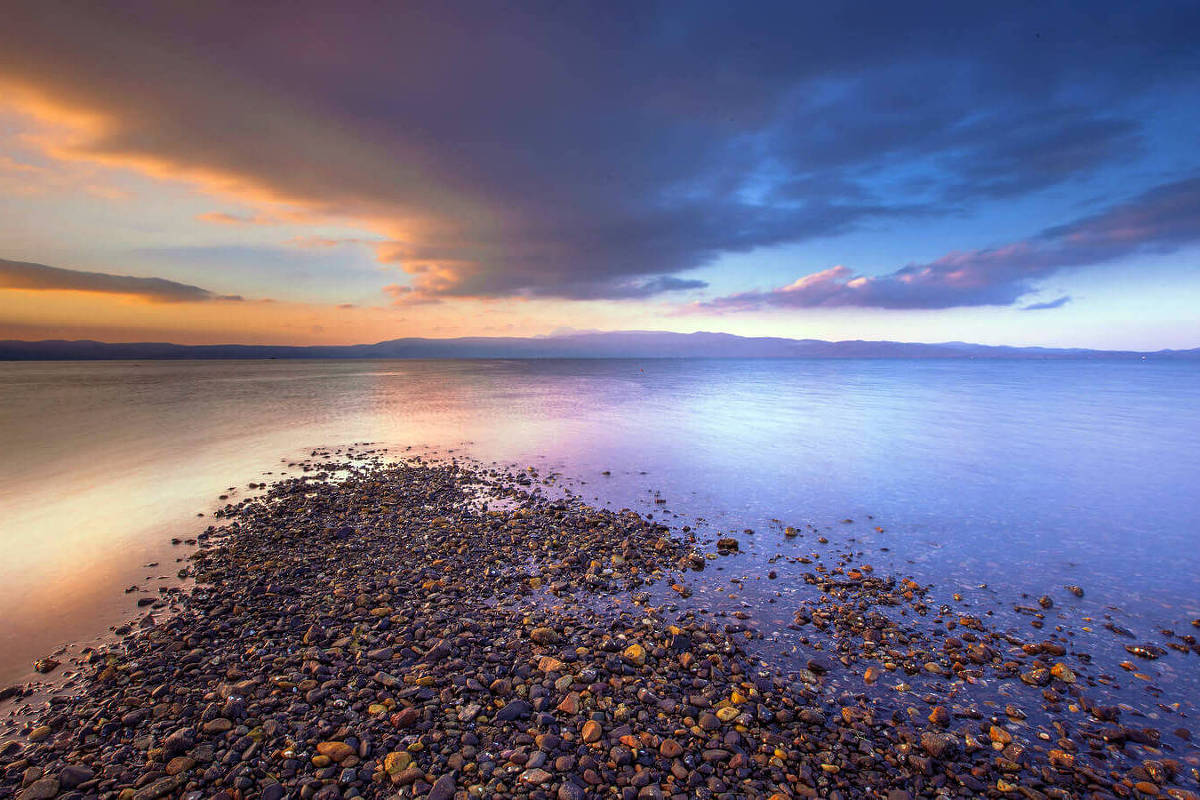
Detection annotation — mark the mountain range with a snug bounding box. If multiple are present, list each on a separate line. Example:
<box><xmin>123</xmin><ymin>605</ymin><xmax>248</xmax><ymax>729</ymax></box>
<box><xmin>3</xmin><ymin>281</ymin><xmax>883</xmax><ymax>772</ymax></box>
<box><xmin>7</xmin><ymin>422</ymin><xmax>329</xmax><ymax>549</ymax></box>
<box><xmin>2</xmin><ymin>331</ymin><xmax>1198</xmax><ymax>360</ymax></box>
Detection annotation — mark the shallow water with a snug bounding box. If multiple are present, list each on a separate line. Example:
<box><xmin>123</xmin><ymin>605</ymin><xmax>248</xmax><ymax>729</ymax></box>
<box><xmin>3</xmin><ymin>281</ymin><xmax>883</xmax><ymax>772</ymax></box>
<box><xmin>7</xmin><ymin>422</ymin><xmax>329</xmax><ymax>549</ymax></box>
<box><xmin>1</xmin><ymin>358</ymin><xmax>1197</xmax><ymax>698</ymax></box>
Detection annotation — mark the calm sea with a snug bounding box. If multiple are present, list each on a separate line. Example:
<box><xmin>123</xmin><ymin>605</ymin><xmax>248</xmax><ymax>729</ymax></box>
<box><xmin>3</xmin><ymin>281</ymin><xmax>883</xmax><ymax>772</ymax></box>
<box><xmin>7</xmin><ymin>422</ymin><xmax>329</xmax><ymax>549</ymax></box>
<box><xmin>1</xmin><ymin>358</ymin><xmax>1198</xmax><ymax>699</ymax></box>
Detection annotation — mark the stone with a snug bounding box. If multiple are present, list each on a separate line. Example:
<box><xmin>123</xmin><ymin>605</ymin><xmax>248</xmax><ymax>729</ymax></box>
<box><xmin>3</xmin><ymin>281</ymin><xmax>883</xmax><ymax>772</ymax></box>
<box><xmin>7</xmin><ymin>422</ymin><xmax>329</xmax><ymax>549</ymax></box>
<box><xmin>557</xmin><ymin>692</ymin><xmax>580</xmax><ymax>714</ymax></box>
<box><xmin>520</xmin><ymin>768</ymin><xmax>552</xmax><ymax>785</ymax></box>
<box><xmin>59</xmin><ymin>765</ymin><xmax>94</xmax><ymax>789</ymax></box>
<box><xmin>558</xmin><ymin>783</ymin><xmax>586</xmax><ymax>800</ymax></box>
<box><xmin>18</xmin><ymin>778</ymin><xmax>59</xmax><ymax>800</ymax></box>
<box><xmin>1050</xmin><ymin>662</ymin><xmax>1076</xmax><ymax>683</ymax></box>
<box><xmin>383</xmin><ymin>751</ymin><xmax>412</xmax><ymax>777</ymax></box>
<box><xmin>392</xmin><ymin>706</ymin><xmax>420</xmax><ymax>728</ymax></box>
<box><xmin>581</xmin><ymin>720</ymin><xmax>602</xmax><ymax>743</ymax></box>
<box><xmin>427</xmin><ymin>774</ymin><xmax>456</xmax><ymax>800</ymax></box>
<box><xmin>131</xmin><ymin>776</ymin><xmax>183</xmax><ymax>800</ymax></box>
<box><xmin>921</xmin><ymin>732</ymin><xmax>957</xmax><ymax>759</ymax></box>
<box><xmin>497</xmin><ymin>698</ymin><xmax>532</xmax><ymax>721</ymax></box>
<box><xmin>659</xmin><ymin>739</ymin><xmax>683</xmax><ymax>758</ymax></box>
<box><xmin>316</xmin><ymin>741</ymin><xmax>355</xmax><ymax>762</ymax></box>
<box><xmin>538</xmin><ymin>655</ymin><xmax>566</xmax><ymax>672</ymax></box>
<box><xmin>621</xmin><ymin>643</ymin><xmax>646</xmax><ymax>666</ymax></box>
<box><xmin>202</xmin><ymin>717</ymin><xmax>233</xmax><ymax>734</ymax></box>
<box><xmin>165</xmin><ymin>756</ymin><xmax>195</xmax><ymax>775</ymax></box>
<box><xmin>530</xmin><ymin>627</ymin><xmax>559</xmax><ymax>644</ymax></box>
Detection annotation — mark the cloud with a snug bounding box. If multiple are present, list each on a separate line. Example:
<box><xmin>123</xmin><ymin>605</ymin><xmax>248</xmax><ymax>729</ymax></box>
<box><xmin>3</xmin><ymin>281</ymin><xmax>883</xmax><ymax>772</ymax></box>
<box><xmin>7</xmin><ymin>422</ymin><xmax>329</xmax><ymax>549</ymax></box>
<box><xmin>197</xmin><ymin>211</ymin><xmax>276</xmax><ymax>226</ymax></box>
<box><xmin>382</xmin><ymin>284</ymin><xmax>441</xmax><ymax>306</ymax></box>
<box><xmin>0</xmin><ymin>257</ymin><xmax>238</xmax><ymax>303</ymax></box>
<box><xmin>1023</xmin><ymin>295</ymin><xmax>1072</xmax><ymax>311</ymax></box>
<box><xmin>698</xmin><ymin>176</ymin><xmax>1200</xmax><ymax>311</ymax></box>
<box><xmin>1</xmin><ymin>3</ymin><xmax>1196</xmax><ymax>301</ymax></box>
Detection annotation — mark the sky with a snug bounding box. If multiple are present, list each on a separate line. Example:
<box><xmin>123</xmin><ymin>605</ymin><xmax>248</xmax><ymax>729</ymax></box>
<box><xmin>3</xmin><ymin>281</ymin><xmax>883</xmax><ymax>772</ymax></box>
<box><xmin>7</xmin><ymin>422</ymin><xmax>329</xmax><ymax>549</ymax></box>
<box><xmin>0</xmin><ymin>1</ymin><xmax>1198</xmax><ymax>349</ymax></box>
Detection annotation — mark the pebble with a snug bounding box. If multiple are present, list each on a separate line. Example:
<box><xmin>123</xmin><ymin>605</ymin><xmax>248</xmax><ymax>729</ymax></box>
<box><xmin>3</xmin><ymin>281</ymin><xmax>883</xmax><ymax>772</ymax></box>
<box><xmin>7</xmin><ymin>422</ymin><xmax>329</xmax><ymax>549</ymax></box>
<box><xmin>0</xmin><ymin>456</ymin><xmax>1188</xmax><ymax>800</ymax></box>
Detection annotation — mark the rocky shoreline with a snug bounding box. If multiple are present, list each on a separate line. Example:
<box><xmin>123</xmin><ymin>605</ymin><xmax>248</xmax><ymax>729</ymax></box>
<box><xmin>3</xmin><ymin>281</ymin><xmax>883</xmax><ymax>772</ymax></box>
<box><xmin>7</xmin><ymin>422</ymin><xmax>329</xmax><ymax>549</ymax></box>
<box><xmin>1</xmin><ymin>454</ymin><xmax>1196</xmax><ymax>800</ymax></box>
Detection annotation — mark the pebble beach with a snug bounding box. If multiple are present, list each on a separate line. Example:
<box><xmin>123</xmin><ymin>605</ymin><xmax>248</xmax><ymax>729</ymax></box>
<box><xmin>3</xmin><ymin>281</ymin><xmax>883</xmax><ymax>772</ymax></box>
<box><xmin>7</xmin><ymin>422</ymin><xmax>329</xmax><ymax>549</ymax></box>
<box><xmin>1</xmin><ymin>449</ymin><xmax>1197</xmax><ymax>800</ymax></box>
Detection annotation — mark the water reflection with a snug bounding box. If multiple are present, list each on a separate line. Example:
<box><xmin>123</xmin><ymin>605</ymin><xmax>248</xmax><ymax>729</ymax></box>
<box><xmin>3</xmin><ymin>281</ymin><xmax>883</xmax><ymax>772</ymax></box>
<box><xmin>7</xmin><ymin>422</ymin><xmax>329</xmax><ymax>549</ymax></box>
<box><xmin>1</xmin><ymin>358</ymin><xmax>1197</xmax><ymax>684</ymax></box>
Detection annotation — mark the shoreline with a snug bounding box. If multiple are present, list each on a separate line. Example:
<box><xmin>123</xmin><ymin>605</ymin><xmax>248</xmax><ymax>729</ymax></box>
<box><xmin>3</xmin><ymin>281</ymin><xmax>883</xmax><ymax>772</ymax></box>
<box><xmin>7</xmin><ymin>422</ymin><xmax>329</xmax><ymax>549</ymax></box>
<box><xmin>2</xmin><ymin>453</ymin><xmax>1197</xmax><ymax>800</ymax></box>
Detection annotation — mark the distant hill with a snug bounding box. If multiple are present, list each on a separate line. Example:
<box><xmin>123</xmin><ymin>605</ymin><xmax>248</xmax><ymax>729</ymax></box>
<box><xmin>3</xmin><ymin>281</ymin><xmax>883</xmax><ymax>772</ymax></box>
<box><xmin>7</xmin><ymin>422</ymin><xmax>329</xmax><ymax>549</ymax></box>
<box><xmin>1</xmin><ymin>331</ymin><xmax>1197</xmax><ymax>360</ymax></box>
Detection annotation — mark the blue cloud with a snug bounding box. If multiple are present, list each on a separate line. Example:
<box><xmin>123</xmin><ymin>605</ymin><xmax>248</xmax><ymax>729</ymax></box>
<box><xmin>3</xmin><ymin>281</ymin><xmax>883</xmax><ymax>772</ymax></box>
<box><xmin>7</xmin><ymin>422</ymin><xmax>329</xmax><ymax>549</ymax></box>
<box><xmin>700</xmin><ymin>177</ymin><xmax>1200</xmax><ymax>311</ymax></box>
<box><xmin>1023</xmin><ymin>296</ymin><xmax>1072</xmax><ymax>311</ymax></box>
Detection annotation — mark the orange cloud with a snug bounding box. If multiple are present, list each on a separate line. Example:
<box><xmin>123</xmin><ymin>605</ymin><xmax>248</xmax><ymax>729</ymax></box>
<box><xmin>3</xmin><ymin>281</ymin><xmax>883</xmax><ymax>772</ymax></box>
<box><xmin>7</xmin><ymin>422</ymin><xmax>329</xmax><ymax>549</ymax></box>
<box><xmin>382</xmin><ymin>283</ymin><xmax>442</xmax><ymax>306</ymax></box>
<box><xmin>197</xmin><ymin>211</ymin><xmax>277</xmax><ymax>225</ymax></box>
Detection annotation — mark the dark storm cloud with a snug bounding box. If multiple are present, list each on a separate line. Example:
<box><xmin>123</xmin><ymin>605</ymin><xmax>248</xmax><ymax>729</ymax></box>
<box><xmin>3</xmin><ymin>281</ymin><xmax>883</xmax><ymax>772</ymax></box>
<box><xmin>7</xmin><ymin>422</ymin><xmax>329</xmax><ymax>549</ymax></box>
<box><xmin>1</xmin><ymin>1</ymin><xmax>1196</xmax><ymax>301</ymax></box>
<box><xmin>0</xmin><ymin>258</ymin><xmax>240</xmax><ymax>302</ymax></box>
<box><xmin>700</xmin><ymin>176</ymin><xmax>1200</xmax><ymax>311</ymax></box>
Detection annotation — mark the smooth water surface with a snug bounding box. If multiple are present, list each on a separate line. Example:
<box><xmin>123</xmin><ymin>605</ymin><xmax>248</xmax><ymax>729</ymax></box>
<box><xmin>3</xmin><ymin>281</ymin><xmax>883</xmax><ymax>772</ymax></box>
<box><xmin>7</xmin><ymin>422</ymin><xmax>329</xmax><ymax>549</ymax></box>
<box><xmin>1</xmin><ymin>358</ymin><xmax>1198</xmax><ymax>685</ymax></box>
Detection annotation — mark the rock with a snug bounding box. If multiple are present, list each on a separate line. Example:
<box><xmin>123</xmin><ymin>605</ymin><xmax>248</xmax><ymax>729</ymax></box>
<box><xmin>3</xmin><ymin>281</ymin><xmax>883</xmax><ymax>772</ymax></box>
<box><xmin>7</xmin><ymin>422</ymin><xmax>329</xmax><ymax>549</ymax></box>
<box><xmin>316</xmin><ymin>741</ymin><xmax>355</xmax><ymax>762</ymax></box>
<box><xmin>621</xmin><ymin>643</ymin><xmax>646</xmax><ymax>666</ymax></box>
<box><xmin>383</xmin><ymin>751</ymin><xmax>412</xmax><ymax>778</ymax></box>
<box><xmin>520</xmin><ymin>768</ymin><xmax>552</xmax><ymax>785</ymax></box>
<box><xmin>392</xmin><ymin>706</ymin><xmax>420</xmax><ymax>728</ymax></box>
<box><xmin>32</xmin><ymin>658</ymin><xmax>59</xmax><ymax>674</ymax></box>
<box><xmin>1050</xmin><ymin>662</ymin><xmax>1076</xmax><ymax>683</ymax></box>
<box><xmin>1020</xmin><ymin>668</ymin><xmax>1050</xmax><ymax>686</ymax></box>
<box><xmin>0</xmin><ymin>457</ymin><xmax>1152</xmax><ymax>800</ymax></box>
<box><xmin>497</xmin><ymin>699</ymin><xmax>532</xmax><ymax>721</ymax></box>
<box><xmin>427</xmin><ymin>774</ymin><xmax>456</xmax><ymax>800</ymax></box>
<box><xmin>165</xmin><ymin>756</ymin><xmax>194</xmax><ymax>775</ymax></box>
<box><xmin>558</xmin><ymin>783</ymin><xmax>586</xmax><ymax>800</ymax></box>
<box><xmin>17</xmin><ymin>778</ymin><xmax>59</xmax><ymax>800</ymax></box>
<box><xmin>557</xmin><ymin>692</ymin><xmax>580</xmax><ymax>714</ymax></box>
<box><xmin>659</xmin><ymin>739</ymin><xmax>683</xmax><ymax>758</ymax></box>
<box><xmin>131</xmin><ymin>776</ymin><xmax>183</xmax><ymax>800</ymax></box>
<box><xmin>202</xmin><ymin>717</ymin><xmax>233</xmax><ymax>733</ymax></box>
<box><xmin>59</xmin><ymin>765</ymin><xmax>94</xmax><ymax>789</ymax></box>
<box><xmin>921</xmin><ymin>732</ymin><xmax>957</xmax><ymax>759</ymax></box>
<box><xmin>530</xmin><ymin>627</ymin><xmax>559</xmax><ymax>644</ymax></box>
<box><xmin>163</xmin><ymin>727</ymin><xmax>194</xmax><ymax>757</ymax></box>
<box><xmin>394</xmin><ymin>766</ymin><xmax>424</xmax><ymax>786</ymax></box>
<box><xmin>806</xmin><ymin>655</ymin><xmax>834</xmax><ymax>674</ymax></box>
<box><xmin>581</xmin><ymin>720</ymin><xmax>602</xmax><ymax>743</ymax></box>
<box><xmin>716</xmin><ymin>706</ymin><xmax>739</xmax><ymax>723</ymax></box>
<box><xmin>538</xmin><ymin>655</ymin><xmax>566</xmax><ymax>672</ymax></box>
<box><xmin>1125</xmin><ymin>644</ymin><xmax>1167</xmax><ymax>660</ymax></box>
<box><xmin>424</xmin><ymin>639</ymin><xmax>451</xmax><ymax>662</ymax></box>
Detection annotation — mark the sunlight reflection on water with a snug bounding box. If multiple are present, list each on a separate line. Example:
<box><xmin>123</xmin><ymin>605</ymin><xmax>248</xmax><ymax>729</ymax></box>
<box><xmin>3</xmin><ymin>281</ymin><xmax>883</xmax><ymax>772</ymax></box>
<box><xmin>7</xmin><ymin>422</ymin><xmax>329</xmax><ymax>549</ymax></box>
<box><xmin>1</xmin><ymin>357</ymin><xmax>1197</xmax><ymax>683</ymax></box>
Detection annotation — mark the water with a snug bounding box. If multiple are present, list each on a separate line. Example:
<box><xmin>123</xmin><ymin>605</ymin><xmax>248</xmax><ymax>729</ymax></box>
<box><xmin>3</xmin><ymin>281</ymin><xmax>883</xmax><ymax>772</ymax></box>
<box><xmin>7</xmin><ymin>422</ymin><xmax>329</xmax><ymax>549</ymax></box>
<box><xmin>2</xmin><ymin>358</ymin><xmax>1198</xmax><ymax>706</ymax></box>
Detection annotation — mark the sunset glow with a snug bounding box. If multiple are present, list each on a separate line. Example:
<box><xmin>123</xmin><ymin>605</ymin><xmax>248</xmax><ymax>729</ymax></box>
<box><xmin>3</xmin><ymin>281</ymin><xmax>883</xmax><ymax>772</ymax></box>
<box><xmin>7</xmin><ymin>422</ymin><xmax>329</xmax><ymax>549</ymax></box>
<box><xmin>1</xmin><ymin>3</ymin><xmax>1197</xmax><ymax>348</ymax></box>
